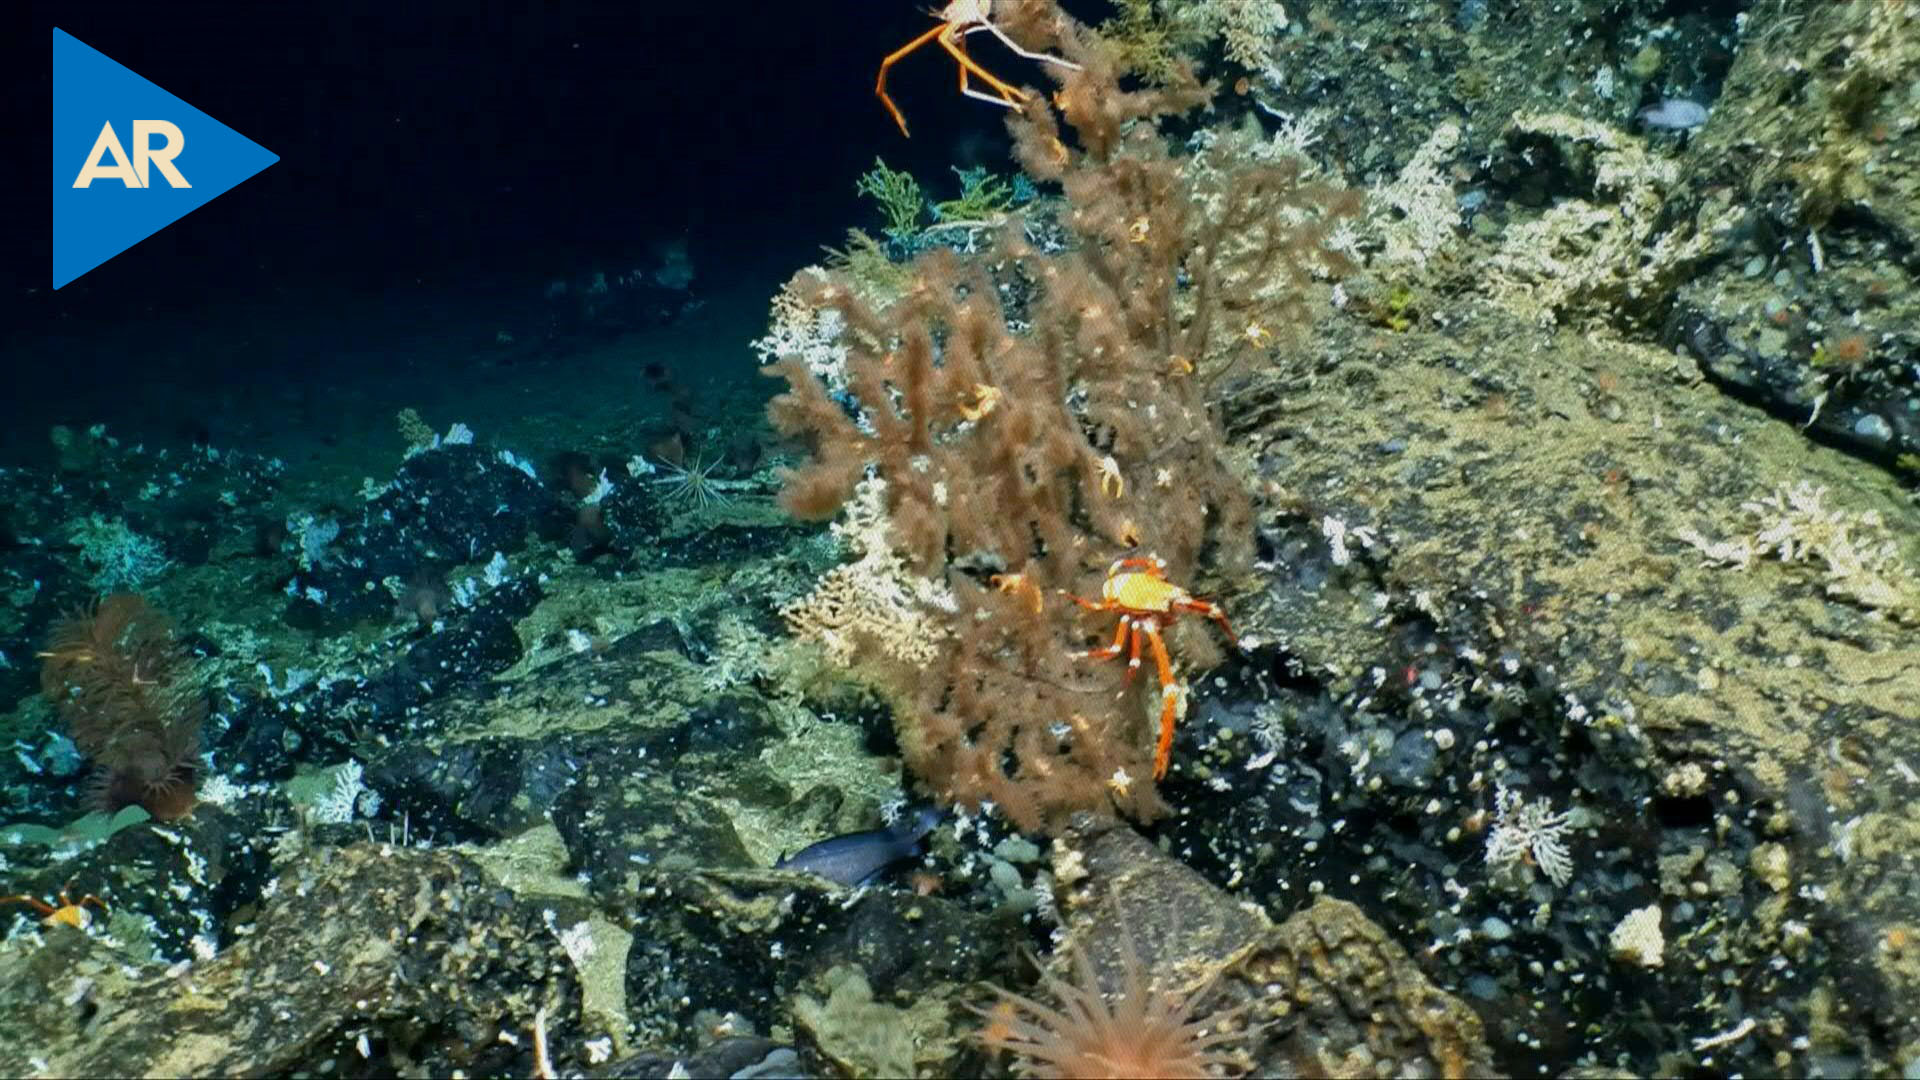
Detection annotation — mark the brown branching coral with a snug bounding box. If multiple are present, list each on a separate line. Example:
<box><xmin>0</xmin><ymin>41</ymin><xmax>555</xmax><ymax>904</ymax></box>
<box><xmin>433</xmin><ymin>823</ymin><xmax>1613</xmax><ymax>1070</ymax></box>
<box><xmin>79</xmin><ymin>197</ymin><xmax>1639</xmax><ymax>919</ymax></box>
<box><xmin>767</xmin><ymin>0</ymin><xmax>1356</xmax><ymax>833</ymax></box>
<box><xmin>39</xmin><ymin>594</ymin><xmax>204</xmax><ymax>819</ymax></box>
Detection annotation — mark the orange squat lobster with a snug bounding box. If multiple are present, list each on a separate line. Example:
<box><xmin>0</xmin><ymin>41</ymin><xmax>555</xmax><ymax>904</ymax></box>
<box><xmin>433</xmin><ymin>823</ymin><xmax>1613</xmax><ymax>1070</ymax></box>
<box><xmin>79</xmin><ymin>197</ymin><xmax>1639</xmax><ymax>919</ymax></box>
<box><xmin>875</xmin><ymin>0</ymin><xmax>1081</xmax><ymax>137</ymax></box>
<box><xmin>2</xmin><ymin>887</ymin><xmax>107</xmax><ymax>931</ymax></box>
<box><xmin>1065</xmin><ymin>556</ymin><xmax>1237</xmax><ymax>780</ymax></box>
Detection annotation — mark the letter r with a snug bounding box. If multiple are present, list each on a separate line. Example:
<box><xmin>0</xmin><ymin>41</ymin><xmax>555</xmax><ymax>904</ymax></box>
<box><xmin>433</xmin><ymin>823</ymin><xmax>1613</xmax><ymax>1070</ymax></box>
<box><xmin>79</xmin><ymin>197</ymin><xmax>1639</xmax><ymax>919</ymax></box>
<box><xmin>133</xmin><ymin>120</ymin><xmax>190</xmax><ymax>188</ymax></box>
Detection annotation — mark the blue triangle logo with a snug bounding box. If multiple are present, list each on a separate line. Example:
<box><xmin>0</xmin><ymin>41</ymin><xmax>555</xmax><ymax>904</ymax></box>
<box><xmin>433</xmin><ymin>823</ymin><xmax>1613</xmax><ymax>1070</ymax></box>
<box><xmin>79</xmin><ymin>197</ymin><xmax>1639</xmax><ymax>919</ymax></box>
<box><xmin>53</xmin><ymin>29</ymin><xmax>279</xmax><ymax>289</ymax></box>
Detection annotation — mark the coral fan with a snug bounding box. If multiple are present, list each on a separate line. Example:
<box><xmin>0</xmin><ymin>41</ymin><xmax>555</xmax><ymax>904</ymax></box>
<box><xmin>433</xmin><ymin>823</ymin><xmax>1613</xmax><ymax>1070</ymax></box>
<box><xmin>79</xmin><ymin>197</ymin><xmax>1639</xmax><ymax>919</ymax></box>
<box><xmin>978</xmin><ymin>944</ymin><xmax>1253</xmax><ymax>1078</ymax></box>
<box><xmin>39</xmin><ymin>594</ymin><xmax>204</xmax><ymax>819</ymax></box>
<box><xmin>765</xmin><ymin>0</ymin><xmax>1356</xmax><ymax>832</ymax></box>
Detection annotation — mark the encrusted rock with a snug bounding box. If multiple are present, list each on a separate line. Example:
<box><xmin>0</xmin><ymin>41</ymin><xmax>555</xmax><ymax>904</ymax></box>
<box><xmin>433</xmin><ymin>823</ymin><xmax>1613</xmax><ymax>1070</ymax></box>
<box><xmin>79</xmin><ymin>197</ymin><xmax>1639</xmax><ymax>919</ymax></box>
<box><xmin>0</xmin><ymin>844</ymin><xmax>578</xmax><ymax>1078</ymax></box>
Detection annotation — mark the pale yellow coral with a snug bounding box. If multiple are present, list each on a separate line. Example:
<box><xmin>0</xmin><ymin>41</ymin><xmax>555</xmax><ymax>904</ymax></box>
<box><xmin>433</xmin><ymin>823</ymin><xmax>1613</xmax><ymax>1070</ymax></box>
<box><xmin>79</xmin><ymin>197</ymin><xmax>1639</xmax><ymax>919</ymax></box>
<box><xmin>780</xmin><ymin>477</ymin><xmax>956</xmax><ymax>665</ymax></box>
<box><xmin>1676</xmin><ymin>481</ymin><xmax>1920</xmax><ymax>623</ymax></box>
<box><xmin>1485</xmin><ymin>113</ymin><xmax>1714</xmax><ymax>327</ymax></box>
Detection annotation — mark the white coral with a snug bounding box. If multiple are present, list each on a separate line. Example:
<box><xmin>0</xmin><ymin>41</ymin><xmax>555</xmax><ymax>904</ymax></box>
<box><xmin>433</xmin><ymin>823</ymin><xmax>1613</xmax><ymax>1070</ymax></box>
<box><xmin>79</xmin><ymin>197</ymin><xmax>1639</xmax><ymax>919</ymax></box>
<box><xmin>1485</xmin><ymin>783</ymin><xmax>1575</xmax><ymax>887</ymax></box>
<box><xmin>1677</xmin><ymin>481</ymin><xmax>1919</xmax><ymax>622</ymax></box>
<box><xmin>1485</xmin><ymin>113</ymin><xmax>1709</xmax><ymax>326</ymax></box>
<box><xmin>308</xmin><ymin>760</ymin><xmax>369</xmax><ymax>825</ymax></box>
<box><xmin>1610</xmin><ymin>904</ymin><xmax>1664</xmax><ymax>968</ymax></box>
<box><xmin>781</xmin><ymin>477</ymin><xmax>955</xmax><ymax>666</ymax></box>
<box><xmin>753</xmin><ymin>275</ymin><xmax>850</xmax><ymax>394</ymax></box>
<box><xmin>1174</xmin><ymin>0</ymin><xmax>1290</xmax><ymax>80</ymax></box>
<box><xmin>1370</xmin><ymin>123</ymin><xmax>1462</xmax><ymax>270</ymax></box>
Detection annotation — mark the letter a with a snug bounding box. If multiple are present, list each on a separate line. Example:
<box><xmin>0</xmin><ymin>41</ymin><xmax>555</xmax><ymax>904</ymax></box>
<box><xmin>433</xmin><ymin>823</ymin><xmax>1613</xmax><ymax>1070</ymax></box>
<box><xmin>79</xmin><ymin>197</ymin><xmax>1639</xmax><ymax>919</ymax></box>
<box><xmin>74</xmin><ymin>120</ymin><xmax>140</xmax><ymax>187</ymax></box>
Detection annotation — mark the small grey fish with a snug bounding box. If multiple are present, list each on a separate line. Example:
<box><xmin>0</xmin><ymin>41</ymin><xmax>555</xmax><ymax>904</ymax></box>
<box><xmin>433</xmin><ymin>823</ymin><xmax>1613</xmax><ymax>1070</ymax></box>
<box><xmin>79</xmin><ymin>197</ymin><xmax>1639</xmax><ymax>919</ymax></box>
<box><xmin>774</xmin><ymin>805</ymin><xmax>943</xmax><ymax>887</ymax></box>
<box><xmin>1638</xmin><ymin>99</ymin><xmax>1709</xmax><ymax>130</ymax></box>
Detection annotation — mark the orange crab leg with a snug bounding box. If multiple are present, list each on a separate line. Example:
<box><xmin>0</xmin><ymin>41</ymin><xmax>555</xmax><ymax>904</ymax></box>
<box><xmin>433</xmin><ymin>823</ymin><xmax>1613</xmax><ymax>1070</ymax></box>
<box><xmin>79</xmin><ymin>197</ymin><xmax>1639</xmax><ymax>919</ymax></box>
<box><xmin>1125</xmin><ymin>618</ymin><xmax>1145</xmax><ymax>681</ymax></box>
<box><xmin>876</xmin><ymin>22</ymin><xmax>950</xmax><ymax>137</ymax></box>
<box><xmin>936</xmin><ymin>31</ymin><xmax>1031</xmax><ymax>110</ymax></box>
<box><xmin>1062</xmin><ymin>589</ymin><xmax>1103</xmax><ymax>613</ymax></box>
<box><xmin>955</xmin><ymin>49</ymin><xmax>1022</xmax><ymax>107</ymax></box>
<box><xmin>1144</xmin><ymin>623</ymin><xmax>1179</xmax><ymax>779</ymax></box>
<box><xmin>952</xmin><ymin>40</ymin><xmax>1025</xmax><ymax>108</ymax></box>
<box><xmin>1079</xmin><ymin>616</ymin><xmax>1129</xmax><ymax>662</ymax></box>
<box><xmin>1177</xmin><ymin>598</ymin><xmax>1238</xmax><ymax>647</ymax></box>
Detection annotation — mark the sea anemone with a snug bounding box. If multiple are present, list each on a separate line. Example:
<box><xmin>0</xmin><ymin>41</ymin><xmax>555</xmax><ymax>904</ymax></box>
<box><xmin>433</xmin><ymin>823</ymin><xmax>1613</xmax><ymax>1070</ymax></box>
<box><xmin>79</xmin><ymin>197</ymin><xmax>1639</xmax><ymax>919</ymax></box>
<box><xmin>976</xmin><ymin>942</ymin><xmax>1255</xmax><ymax>1078</ymax></box>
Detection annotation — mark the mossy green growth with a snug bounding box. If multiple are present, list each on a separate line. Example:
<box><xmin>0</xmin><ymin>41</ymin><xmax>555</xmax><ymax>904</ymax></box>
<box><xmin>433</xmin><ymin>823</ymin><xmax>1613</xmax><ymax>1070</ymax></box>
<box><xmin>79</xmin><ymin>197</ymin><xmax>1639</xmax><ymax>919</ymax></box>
<box><xmin>792</xmin><ymin>965</ymin><xmax>962</xmax><ymax>1077</ymax></box>
<box><xmin>855</xmin><ymin>157</ymin><xmax>925</xmax><ymax>243</ymax></box>
<box><xmin>1454</xmin><ymin>66</ymin><xmax>1490</xmax><ymax>103</ymax></box>
<box><xmin>1629</xmin><ymin>43</ymin><xmax>1664</xmax><ymax>81</ymax></box>
<box><xmin>822</xmin><ymin>228</ymin><xmax>911</xmax><ymax>309</ymax></box>
<box><xmin>930</xmin><ymin>166</ymin><xmax>1016</xmax><ymax>225</ymax></box>
<box><xmin>1370</xmin><ymin>283</ymin><xmax>1419</xmax><ymax>332</ymax></box>
<box><xmin>1099</xmin><ymin>0</ymin><xmax>1206</xmax><ymax>86</ymax></box>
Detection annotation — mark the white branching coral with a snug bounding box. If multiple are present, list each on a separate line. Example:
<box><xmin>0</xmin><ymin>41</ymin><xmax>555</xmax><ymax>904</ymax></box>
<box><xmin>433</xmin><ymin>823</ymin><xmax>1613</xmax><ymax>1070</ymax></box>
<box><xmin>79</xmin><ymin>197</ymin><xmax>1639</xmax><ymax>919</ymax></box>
<box><xmin>1485</xmin><ymin>113</ymin><xmax>1711</xmax><ymax>326</ymax></box>
<box><xmin>1248</xmin><ymin>108</ymin><xmax>1329</xmax><ymax>170</ymax></box>
<box><xmin>1485</xmin><ymin>783</ymin><xmax>1575</xmax><ymax>887</ymax></box>
<box><xmin>780</xmin><ymin>477</ymin><xmax>956</xmax><ymax>666</ymax></box>
<box><xmin>306</xmin><ymin>759</ymin><xmax>376</xmax><ymax>825</ymax></box>
<box><xmin>753</xmin><ymin>275</ymin><xmax>851</xmax><ymax>394</ymax></box>
<box><xmin>1369</xmin><ymin>122</ymin><xmax>1462</xmax><ymax>270</ymax></box>
<box><xmin>1677</xmin><ymin>481</ymin><xmax>1920</xmax><ymax>623</ymax></box>
<box><xmin>1171</xmin><ymin>0</ymin><xmax>1290</xmax><ymax>80</ymax></box>
<box><xmin>699</xmin><ymin>613</ymin><xmax>773</xmax><ymax>693</ymax></box>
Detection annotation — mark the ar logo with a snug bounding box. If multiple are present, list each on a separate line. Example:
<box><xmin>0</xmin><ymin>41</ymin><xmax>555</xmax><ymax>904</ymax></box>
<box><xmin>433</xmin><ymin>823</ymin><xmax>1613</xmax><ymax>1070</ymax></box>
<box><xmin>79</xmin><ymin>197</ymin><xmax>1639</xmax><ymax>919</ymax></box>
<box><xmin>53</xmin><ymin>29</ymin><xmax>276</xmax><ymax>287</ymax></box>
<box><xmin>73</xmin><ymin>120</ymin><xmax>191</xmax><ymax>189</ymax></box>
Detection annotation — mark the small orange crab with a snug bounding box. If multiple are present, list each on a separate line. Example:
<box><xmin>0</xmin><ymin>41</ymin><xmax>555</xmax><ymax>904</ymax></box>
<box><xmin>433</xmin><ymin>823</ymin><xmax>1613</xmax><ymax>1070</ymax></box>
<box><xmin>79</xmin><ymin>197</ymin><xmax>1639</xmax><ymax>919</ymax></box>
<box><xmin>1064</xmin><ymin>555</ymin><xmax>1237</xmax><ymax>780</ymax></box>
<box><xmin>875</xmin><ymin>0</ymin><xmax>1082</xmax><ymax>137</ymax></box>
<box><xmin>2</xmin><ymin>887</ymin><xmax>107</xmax><ymax>931</ymax></box>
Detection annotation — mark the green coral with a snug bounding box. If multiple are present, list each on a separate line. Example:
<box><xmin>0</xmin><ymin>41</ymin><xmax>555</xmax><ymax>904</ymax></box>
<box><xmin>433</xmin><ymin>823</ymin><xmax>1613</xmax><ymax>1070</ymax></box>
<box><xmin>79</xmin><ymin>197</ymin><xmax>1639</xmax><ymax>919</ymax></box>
<box><xmin>929</xmin><ymin>165</ymin><xmax>1015</xmax><ymax>225</ymax></box>
<box><xmin>854</xmin><ymin>157</ymin><xmax>924</xmax><ymax>243</ymax></box>
<box><xmin>820</xmin><ymin>228</ymin><xmax>910</xmax><ymax>308</ymax></box>
<box><xmin>1100</xmin><ymin>0</ymin><xmax>1289</xmax><ymax>82</ymax></box>
<box><xmin>1380</xmin><ymin>284</ymin><xmax>1419</xmax><ymax>332</ymax></box>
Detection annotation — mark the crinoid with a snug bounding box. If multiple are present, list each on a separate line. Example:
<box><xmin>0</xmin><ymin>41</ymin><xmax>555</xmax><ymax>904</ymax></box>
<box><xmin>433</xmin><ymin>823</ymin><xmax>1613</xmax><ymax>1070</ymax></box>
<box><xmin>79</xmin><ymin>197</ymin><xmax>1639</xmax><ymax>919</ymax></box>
<box><xmin>39</xmin><ymin>594</ymin><xmax>204</xmax><ymax>819</ymax></box>
<box><xmin>649</xmin><ymin>454</ymin><xmax>734</xmax><ymax>511</ymax></box>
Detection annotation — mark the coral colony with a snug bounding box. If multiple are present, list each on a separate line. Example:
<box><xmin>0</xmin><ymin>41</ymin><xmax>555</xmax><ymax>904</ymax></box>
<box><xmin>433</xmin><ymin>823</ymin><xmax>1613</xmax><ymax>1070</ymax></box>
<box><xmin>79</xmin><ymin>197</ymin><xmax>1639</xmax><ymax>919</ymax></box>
<box><xmin>773</xmin><ymin>3</ymin><xmax>1355</xmax><ymax>831</ymax></box>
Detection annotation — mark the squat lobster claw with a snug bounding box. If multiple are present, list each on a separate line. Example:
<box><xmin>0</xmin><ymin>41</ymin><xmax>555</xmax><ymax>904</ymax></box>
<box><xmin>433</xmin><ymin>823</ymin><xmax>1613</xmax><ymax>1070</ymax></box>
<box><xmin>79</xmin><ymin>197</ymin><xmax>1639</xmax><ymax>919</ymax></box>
<box><xmin>1064</xmin><ymin>556</ymin><xmax>1237</xmax><ymax>781</ymax></box>
<box><xmin>875</xmin><ymin>0</ymin><xmax>1082</xmax><ymax>137</ymax></box>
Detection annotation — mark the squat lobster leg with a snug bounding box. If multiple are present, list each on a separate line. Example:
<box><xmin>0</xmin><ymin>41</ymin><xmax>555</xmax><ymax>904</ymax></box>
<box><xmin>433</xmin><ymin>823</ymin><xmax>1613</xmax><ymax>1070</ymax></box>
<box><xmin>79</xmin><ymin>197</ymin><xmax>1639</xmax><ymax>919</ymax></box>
<box><xmin>1141</xmin><ymin>620</ymin><xmax>1180</xmax><ymax>779</ymax></box>
<box><xmin>1073</xmin><ymin>610</ymin><xmax>1130</xmax><ymax>664</ymax></box>
<box><xmin>875</xmin><ymin>0</ymin><xmax>1082</xmax><ymax>137</ymax></box>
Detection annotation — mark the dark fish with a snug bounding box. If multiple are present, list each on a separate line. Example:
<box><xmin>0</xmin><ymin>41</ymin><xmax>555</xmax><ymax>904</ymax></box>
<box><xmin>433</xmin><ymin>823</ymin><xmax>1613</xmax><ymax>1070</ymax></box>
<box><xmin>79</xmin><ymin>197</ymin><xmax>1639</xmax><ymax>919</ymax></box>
<box><xmin>774</xmin><ymin>805</ymin><xmax>943</xmax><ymax>887</ymax></box>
